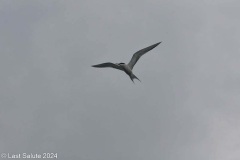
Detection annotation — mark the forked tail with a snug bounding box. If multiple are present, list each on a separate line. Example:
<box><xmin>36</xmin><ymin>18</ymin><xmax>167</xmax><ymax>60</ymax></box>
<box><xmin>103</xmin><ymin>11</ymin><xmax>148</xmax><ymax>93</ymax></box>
<box><xmin>130</xmin><ymin>74</ymin><xmax>141</xmax><ymax>83</ymax></box>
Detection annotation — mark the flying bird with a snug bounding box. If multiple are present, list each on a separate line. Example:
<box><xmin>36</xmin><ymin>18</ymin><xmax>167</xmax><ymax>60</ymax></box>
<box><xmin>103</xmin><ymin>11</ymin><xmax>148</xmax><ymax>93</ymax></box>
<box><xmin>92</xmin><ymin>42</ymin><xmax>161</xmax><ymax>83</ymax></box>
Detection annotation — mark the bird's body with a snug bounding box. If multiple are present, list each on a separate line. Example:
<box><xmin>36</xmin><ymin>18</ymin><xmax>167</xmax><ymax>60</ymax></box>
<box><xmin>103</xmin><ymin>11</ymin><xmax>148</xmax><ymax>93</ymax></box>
<box><xmin>119</xmin><ymin>63</ymin><xmax>132</xmax><ymax>75</ymax></box>
<box><xmin>118</xmin><ymin>63</ymin><xmax>140</xmax><ymax>82</ymax></box>
<box><xmin>92</xmin><ymin>42</ymin><xmax>161</xmax><ymax>83</ymax></box>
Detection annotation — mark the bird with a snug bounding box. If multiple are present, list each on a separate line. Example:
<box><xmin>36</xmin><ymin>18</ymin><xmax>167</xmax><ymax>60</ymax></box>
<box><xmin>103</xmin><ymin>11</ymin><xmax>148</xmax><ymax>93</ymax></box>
<box><xmin>92</xmin><ymin>42</ymin><xmax>161</xmax><ymax>83</ymax></box>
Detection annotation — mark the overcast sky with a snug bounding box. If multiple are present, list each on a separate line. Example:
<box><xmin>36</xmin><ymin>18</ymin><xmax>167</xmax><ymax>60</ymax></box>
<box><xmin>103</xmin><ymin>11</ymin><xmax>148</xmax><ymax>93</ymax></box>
<box><xmin>0</xmin><ymin>0</ymin><xmax>240</xmax><ymax>160</ymax></box>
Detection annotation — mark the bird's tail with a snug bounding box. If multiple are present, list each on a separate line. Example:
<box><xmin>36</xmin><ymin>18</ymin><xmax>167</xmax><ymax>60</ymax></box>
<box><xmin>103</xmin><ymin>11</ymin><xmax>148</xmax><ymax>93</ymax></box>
<box><xmin>130</xmin><ymin>74</ymin><xmax>141</xmax><ymax>83</ymax></box>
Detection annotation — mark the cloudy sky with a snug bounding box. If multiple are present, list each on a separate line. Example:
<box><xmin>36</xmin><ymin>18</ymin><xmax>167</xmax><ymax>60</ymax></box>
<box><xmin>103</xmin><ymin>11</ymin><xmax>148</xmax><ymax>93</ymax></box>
<box><xmin>1</xmin><ymin>0</ymin><xmax>240</xmax><ymax>160</ymax></box>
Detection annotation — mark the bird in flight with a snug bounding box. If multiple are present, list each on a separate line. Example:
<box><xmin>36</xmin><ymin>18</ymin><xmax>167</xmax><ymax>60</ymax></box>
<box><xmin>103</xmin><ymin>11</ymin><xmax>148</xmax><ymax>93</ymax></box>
<box><xmin>92</xmin><ymin>42</ymin><xmax>161</xmax><ymax>83</ymax></box>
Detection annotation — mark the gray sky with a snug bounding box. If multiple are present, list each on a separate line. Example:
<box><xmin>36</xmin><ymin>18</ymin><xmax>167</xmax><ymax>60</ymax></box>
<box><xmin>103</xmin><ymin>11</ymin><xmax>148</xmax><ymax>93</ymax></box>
<box><xmin>1</xmin><ymin>0</ymin><xmax>240</xmax><ymax>160</ymax></box>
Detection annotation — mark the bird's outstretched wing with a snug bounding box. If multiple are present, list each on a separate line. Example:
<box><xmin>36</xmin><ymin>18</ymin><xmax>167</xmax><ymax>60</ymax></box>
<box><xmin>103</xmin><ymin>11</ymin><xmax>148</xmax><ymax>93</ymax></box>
<box><xmin>92</xmin><ymin>62</ymin><xmax>123</xmax><ymax>71</ymax></box>
<box><xmin>128</xmin><ymin>42</ymin><xmax>161</xmax><ymax>70</ymax></box>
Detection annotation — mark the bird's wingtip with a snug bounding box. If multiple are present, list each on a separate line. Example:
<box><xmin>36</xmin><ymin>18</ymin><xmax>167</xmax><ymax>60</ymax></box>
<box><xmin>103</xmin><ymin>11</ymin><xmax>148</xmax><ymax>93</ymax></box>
<box><xmin>154</xmin><ymin>42</ymin><xmax>162</xmax><ymax>46</ymax></box>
